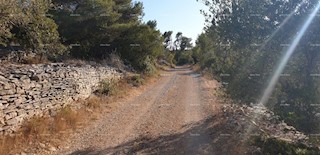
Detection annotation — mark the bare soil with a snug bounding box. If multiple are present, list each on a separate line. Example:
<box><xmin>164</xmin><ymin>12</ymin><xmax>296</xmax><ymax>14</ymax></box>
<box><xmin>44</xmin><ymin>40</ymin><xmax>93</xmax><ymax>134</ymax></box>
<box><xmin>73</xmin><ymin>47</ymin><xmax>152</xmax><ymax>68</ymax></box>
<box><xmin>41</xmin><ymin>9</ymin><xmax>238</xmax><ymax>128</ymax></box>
<box><xmin>43</xmin><ymin>66</ymin><xmax>249</xmax><ymax>155</ymax></box>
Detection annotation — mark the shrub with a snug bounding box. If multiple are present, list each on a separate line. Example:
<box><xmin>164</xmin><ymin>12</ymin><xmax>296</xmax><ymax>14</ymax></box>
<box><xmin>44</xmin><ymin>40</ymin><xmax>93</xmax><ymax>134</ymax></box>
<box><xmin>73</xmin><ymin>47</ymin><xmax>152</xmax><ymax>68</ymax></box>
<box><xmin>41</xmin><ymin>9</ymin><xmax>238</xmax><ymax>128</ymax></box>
<box><xmin>127</xmin><ymin>74</ymin><xmax>145</xmax><ymax>87</ymax></box>
<box><xmin>96</xmin><ymin>78</ymin><xmax>118</xmax><ymax>96</ymax></box>
<box><xmin>142</xmin><ymin>56</ymin><xmax>158</xmax><ymax>75</ymax></box>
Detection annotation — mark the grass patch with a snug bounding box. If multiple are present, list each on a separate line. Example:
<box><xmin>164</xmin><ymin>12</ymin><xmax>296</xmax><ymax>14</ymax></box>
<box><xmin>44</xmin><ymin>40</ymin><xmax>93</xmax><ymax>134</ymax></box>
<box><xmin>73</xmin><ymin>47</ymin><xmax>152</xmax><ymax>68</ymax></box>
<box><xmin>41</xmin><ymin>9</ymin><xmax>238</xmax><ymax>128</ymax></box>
<box><xmin>97</xmin><ymin>74</ymin><xmax>148</xmax><ymax>91</ymax></box>
<box><xmin>0</xmin><ymin>105</ymin><xmax>89</xmax><ymax>155</ymax></box>
<box><xmin>96</xmin><ymin>78</ymin><xmax>119</xmax><ymax>96</ymax></box>
<box><xmin>85</xmin><ymin>96</ymin><xmax>102</xmax><ymax>109</ymax></box>
<box><xmin>127</xmin><ymin>74</ymin><xmax>145</xmax><ymax>87</ymax></box>
<box><xmin>52</xmin><ymin>106</ymin><xmax>81</xmax><ymax>131</ymax></box>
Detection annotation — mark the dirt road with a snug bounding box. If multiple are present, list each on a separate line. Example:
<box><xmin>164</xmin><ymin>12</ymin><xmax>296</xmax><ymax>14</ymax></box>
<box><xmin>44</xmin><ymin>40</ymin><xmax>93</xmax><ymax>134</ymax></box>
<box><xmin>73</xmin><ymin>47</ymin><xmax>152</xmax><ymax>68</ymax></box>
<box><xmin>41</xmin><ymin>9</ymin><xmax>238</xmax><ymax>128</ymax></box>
<box><xmin>53</xmin><ymin>66</ymin><xmax>244</xmax><ymax>155</ymax></box>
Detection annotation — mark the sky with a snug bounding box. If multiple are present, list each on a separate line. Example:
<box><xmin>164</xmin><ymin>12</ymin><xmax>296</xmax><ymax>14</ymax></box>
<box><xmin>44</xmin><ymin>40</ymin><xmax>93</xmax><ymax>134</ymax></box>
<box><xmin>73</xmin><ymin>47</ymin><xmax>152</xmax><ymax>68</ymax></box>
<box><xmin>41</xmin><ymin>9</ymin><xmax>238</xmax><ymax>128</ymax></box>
<box><xmin>134</xmin><ymin>0</ymin><xmax>207</xmax><ymax>45</ymax></box>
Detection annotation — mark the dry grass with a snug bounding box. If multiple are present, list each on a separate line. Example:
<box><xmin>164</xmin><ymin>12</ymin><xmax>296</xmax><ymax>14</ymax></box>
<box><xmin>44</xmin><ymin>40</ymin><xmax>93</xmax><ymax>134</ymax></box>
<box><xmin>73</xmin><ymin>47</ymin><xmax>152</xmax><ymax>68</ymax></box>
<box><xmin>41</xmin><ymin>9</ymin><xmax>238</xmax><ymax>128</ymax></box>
<box><xmin>0</xmin><ymin>105</ymin><xmax>88</xmax><ymax>155</ymax></box>
<box><xmin>64</xmin><ymin>59</ymin><xmax>87</xmax><ymax>66</ymax></box>
<box><xmin>126</xmin><ymin>74</ymin><xmax>145</xmax><ymax>87</ymax></box>
<box><xmin>192</xmin><ymin>64</ymin><xmax>201</xmax><ymax>72</ymax></box>
<box><xmin>23</xmin><ymin>55</ymin><xmax>50</xmax><ymax>64</ymax></box>
<box><xmin>86</xmin><ymin>96</ymin><xmax>102</xmax><ymax>109</ymax></box>
<box><xmin>0</xmin><ymin>73</ymin><xmax>156</xmax><ymax>155</ymax></box>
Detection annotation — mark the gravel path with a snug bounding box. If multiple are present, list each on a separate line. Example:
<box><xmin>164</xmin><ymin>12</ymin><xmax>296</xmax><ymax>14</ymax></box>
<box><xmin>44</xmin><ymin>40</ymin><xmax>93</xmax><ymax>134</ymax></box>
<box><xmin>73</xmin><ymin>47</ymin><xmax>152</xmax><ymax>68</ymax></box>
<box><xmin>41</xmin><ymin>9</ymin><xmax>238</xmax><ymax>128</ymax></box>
<box><xmin>52</xmin><ymin>66</ymin><xmax>222</xmax><ymax>155</ymax></box>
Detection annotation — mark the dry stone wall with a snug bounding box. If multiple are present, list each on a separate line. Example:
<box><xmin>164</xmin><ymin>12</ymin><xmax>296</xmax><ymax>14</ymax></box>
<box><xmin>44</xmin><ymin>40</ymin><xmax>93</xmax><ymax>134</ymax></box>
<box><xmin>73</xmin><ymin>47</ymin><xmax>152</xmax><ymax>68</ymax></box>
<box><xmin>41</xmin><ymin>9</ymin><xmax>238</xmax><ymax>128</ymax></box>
<box><xmin>0</xmin><ymin>63</ymin><xmax>122</xmax><ymax>134</ymax></box>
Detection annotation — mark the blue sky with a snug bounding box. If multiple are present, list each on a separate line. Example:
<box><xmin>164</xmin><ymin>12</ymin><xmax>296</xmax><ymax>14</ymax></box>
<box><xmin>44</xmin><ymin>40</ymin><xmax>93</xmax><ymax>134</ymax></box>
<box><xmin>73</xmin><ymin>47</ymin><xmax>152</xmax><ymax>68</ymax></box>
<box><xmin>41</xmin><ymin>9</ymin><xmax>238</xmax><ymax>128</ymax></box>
<box><xmin>134</xmin><ymin>0</ymin><xmax>207</xmax><ymax>44</ymax></box>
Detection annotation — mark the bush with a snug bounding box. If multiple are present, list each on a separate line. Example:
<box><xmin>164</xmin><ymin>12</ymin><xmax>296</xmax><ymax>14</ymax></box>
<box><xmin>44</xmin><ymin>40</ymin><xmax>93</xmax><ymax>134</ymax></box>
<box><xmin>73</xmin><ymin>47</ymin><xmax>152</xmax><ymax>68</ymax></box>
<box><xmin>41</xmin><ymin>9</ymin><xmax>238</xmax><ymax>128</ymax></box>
<box><xmin>142</xmin><ymin>56</ymin><xmax>158</xmax><ymax>75</ymax></box>
<box><xmin>175</xmin><ymin>50</ymin><xmax>194</xmax><ymax>65</ymax></box>
<box><xmin>0</xmin><ymin>0</ymin><xmax>67</xmax><ymax>62</ymax></box>
<box><xmin>114</xmin><ymin>24</ymin><xmax>164</xmax><ymax>73</ymax></box>
<box><xmin>96</xmin><ymin>78</ymin><xmax>119</xmax><ymax>96</ymax></box>
<box><xmin>127</xmin><ymin>74</ymin><xmax>145</xmax><ymax>87</ymax></box>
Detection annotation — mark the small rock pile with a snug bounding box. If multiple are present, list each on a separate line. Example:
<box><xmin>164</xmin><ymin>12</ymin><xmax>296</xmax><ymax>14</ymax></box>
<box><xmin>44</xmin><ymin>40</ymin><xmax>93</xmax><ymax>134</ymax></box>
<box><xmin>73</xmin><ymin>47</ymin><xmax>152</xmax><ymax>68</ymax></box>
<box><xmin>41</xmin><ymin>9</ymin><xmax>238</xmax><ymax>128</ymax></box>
<box><xmin>220</xmin><ymin>104</ymin><xmax>309</xmax><ymax>144</ymax></box>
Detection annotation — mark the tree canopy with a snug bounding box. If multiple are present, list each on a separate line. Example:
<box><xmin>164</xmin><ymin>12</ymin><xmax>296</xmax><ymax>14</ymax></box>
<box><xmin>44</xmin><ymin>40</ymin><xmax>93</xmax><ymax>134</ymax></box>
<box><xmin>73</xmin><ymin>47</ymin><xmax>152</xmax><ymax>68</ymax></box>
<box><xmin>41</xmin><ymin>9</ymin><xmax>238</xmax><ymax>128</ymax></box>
<box><xmin>0</xmin><ymin>0</ymin><xmax>66</xmax><ymax>60</ymax></box>
<box><xmin>0</xmin><ymin>0</ymin><xmax>165</xmax><ymax>73</ymax></box>
<box><xmin>195</xmin><ymin>0</ymin><xmax>320</xmax><ymax>133</ymax></box>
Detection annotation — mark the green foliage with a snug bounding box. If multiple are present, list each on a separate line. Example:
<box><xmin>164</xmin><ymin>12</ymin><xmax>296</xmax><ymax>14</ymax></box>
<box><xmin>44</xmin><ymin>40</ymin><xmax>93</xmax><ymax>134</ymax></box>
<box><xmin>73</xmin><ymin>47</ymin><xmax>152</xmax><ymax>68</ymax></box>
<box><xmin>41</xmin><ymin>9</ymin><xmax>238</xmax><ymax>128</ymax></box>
<box><xmin>163</xmin><ymin>31</ymin><xmax>174</xmax><ymax>50</ymax></box>
<box><xmin>146</xmin><ymin>20</ymin><xmax>157</xmax><ymax>29</ymax></box>
<box><xmin>176</xmin><ymin>50</ymin><xmax>194</xmax><ymax>65</ymax></box>
<box><xmin>0</xmin><ymin>0</ymin><xmax>66</xmax><ymax>61</ymax></box>
<box><xmin>96</xmin><ymin>78</ymin><xmax>118</xmax><ymax>95</ymax></box>
<box><xmin>252</xmin><ymin>135</ymin><xmax>320</xmax><ymax>155</ymax></box>
<box><xmin>197</xmin><ymin>0</ymin><xmax>320</xmax><ymax>133</ymax></box>
<box><xmin>52</xmin><ymin>0</ymin><xmax>143</xmax><ymax>47</ymax></box>
<box><xmin>192</xmin><ymin>33</ymin><xmax>214</xmax><ymax>68</ymax></box>
<box><xmin>127</xmin><ymin>74</ymin><xmax>145</xmax><ymax>87</ymax></box>
<box><xmin>50</xmin><ymin>0</ymin><xmax>163</xmax><ymax>73</ymax></box>
<box><xmin>1</xmin><ymin>0</ymin><xmax>164</xmax><ymax>72</ymax></box>
<box><xmin>161</xmin><ymin>31</ymin><xmax>193</xmax><ymax>65</ymax></box>
<box><xmin>50</xmin><ymin>0</ymin><xmax>122</xmax><ymax>59</ymax></box>
<box><xmin>113</xmin><ymin>24</ymin><xmax>163</xmax><ymax>72</ymax></box>
<box><xmin>0</xmin><ymin>1</ymin><xmax>19</xmax><ymax>46</ymax></box>
<box><xmin>164</xmin><ymin>51</ymin><xmax>175</xmax><ymax>65</ymax></box>
<box><xmin>142</xmin><ymin>56</ymin><xmax>158</xmax><ymax>75</ymax></box>
<box><xmin>174</xmin><ymin>32</ymin><xmax>193</xmax><ymax>51</ymax></box>
<box><xmin>174</xmin><ymin>33</ymin><xmax>193</xmax><ymax>64</ymax></box>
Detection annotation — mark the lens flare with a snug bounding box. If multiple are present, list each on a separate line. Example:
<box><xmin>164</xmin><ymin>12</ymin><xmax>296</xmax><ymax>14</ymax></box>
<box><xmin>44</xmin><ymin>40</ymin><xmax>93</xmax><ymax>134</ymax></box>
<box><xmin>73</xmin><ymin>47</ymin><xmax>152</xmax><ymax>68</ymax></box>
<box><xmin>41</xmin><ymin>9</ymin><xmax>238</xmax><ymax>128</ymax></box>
<box><xmin>243</xmin><ymin>1</ymin><xmax>320</xmax><ymax>140</ymax></box>
<box><xmin>257</xmin><ymin>8</ymin><xmax>298</xmax><ymax>51</ymax></box>
<box><xmin>260</xmin><ymin>1</ymin><xmax>320</xmax><ymax>107</ymax></box>
<box><xmin>235</xmin><ymin>1</ymin><xmax>306</xmax><ymax>81</ymax></box>
<box><xmin>257</xmin><ymin>0</ymin><xmax>308</xmax><ymax>51</ymax></box>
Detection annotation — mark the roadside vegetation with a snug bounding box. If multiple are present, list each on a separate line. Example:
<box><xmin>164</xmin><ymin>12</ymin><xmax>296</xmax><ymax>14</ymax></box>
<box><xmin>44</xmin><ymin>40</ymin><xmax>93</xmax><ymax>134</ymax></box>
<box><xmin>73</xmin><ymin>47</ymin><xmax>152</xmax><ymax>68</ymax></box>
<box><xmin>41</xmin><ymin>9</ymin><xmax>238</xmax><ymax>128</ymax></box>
<box><xmin>251</xmin><ymin>135</ymin><xmax>320</xmax><ymax>155</ymax></box>
<box><xmin>3</xmin><ymin>0</ymin><xmax>319</xmax><ymax>154</ymax></box>
<box><xmin>0</xmin><ymin>0</ymin><xmax>165</xmax><ymax>75</ymax></box>
<box><xmin>0</xmin><ymin>105</ymin><xmax>87</xmax><ymax>155</ymax></box>
<box><xmin>194</xmin><ymin>0</ymin><xmax>320</xmax><ymax>151</ymax></box>
<box><xmin>0</xmin><ymin>73</ymin><xmax>152</xmax><ymax>155</ymax></box>
<box><xmin>194</xmin><ymin>0</ymin><xmax>320</xmax><ymax>134</ymax></box>
<box><xmin>0</xmin><ymin>1</ymin><xmax>192</xmax><ymax>153</ymax></box>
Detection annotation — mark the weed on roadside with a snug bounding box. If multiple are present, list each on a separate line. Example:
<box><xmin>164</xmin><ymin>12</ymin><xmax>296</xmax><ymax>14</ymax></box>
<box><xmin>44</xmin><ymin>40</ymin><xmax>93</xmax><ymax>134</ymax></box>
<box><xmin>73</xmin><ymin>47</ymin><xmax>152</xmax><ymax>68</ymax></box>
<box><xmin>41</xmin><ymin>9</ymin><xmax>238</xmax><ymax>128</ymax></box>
<box><xmin>127</xmin><ymin>74</ymin><xmax>145</xmax><ymax>87</ymax></box>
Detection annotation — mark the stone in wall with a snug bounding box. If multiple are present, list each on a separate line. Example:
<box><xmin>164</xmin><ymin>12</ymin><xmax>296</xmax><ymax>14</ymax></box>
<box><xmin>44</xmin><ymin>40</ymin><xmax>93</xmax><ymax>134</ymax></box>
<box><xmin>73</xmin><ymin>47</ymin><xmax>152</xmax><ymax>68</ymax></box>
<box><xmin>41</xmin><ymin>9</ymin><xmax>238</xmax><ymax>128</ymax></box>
<box><xmin>0</xmin><ymin>63</ymin><xmax>122</xmax><ymax>134</ymax></box>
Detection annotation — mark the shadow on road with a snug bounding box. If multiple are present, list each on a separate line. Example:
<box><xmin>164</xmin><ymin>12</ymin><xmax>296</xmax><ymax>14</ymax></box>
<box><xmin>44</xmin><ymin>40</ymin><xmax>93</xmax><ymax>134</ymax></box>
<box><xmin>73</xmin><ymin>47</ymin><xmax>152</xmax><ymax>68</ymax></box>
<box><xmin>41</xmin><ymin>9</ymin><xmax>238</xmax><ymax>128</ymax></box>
<box><xmin>69</xmin><ymin>115</ymin><xmax>251</xmax><ymax>155</ymax></box>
